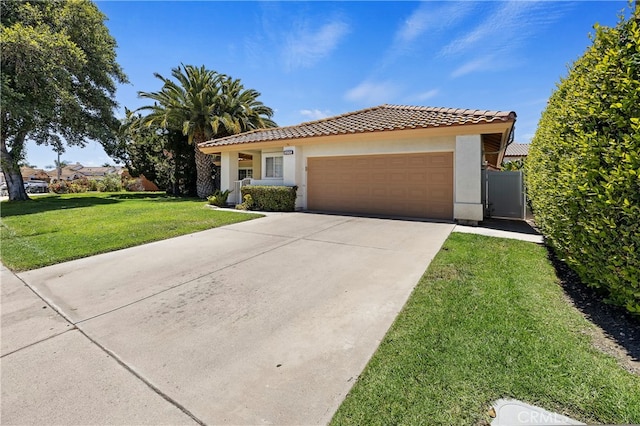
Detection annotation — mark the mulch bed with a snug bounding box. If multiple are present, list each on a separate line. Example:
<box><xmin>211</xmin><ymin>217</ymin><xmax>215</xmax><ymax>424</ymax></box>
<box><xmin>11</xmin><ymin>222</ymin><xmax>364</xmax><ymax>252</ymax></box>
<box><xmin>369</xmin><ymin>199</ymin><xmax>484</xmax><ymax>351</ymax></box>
<box><xmin>545</xmin><ymin>246</ymin><xmax>640</xmax><ymax>376</ymax></box>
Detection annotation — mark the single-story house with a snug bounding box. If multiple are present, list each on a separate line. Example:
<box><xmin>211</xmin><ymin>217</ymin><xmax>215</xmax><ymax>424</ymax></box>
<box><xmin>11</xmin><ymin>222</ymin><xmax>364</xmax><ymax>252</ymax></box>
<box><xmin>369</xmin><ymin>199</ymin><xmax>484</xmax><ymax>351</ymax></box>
<box><xmin>42</xmin><ymin>163</ymin><xmax>158</xmax><ymax>191</ymax></box>
<box><xmin>47</xmin><ymin>163</ymin><xmax>124</xmax><ymax>181</ymax></box>
<box><xmin>199</xmin><ymin>104</ymin><xmax>516</xmax><ymax>224</ymax></box>
<box><xmin>20</xmin><ymin>167</ymin><xmax>51</xmax><ymax>182</ymax></box>
<box><xmin>503</xmin><ymin>143</ymin><xmax>529</xmax><ymax>162</ymax></box>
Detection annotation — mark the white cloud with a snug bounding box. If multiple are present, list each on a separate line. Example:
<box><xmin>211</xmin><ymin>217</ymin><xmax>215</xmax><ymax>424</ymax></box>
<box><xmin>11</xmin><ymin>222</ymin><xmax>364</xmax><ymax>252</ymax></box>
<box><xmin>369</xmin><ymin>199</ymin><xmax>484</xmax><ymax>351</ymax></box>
<box><xmin>396</xmin><ymin>5</ymin><xmax>432</xmax><ymax>44</ymax></box>
<box><xmin>450</xmin><ymin>56</ymin><xmax>495</xmax><ymax>78</ymax></box>
<box><xmin>440</xmin><ymin>1</ymin><xmax>565</xmax><ymax>59</ymax></box>
<box><xmin>396</xmin><ymin>2</ymin><xmax>471</xmax><ymax>45</ymax></box>
<box><xmin>376</xmin><ymin>2</ymin><xmax>472</xmax><ymax>71</ymax></box>
<box><xmin>440</xmin><ymin>2</ymin><xmax>568</xmax><ymax>79</ymax></box>
<box><xmin>299</xmin><ymin>109</ymin><xmax>331</xmax><ymax>121</ymax></box>
<box><xmin>416</xmin><ymin>89</ymin><xmax>439</xmax><ymax>101</ymax></box>
<box><xmin>244</xmin><ymin>6</ymin><xmax>350</xmax><ymax>72</ymax></box>
<box><xmin>344</xmin><ymin>81</ymin><xmax>399</xmax><ymax>105</ymax></box>
<box><xmin>283</xmin><ymin>19</ymin><xmax>350</xmax><ymax>71</ymax></box>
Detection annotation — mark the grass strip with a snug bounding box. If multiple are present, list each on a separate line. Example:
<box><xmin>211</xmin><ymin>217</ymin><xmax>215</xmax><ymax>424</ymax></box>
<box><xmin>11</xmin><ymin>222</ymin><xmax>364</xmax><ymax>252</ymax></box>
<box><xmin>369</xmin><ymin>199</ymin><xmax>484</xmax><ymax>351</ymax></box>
<box><xmin>1</xmin><ymin>192</ymin><xmax>262</xmax><ymax>271</ymax></box>
<box><xmin>331</xmin><ymin>233</ymin><xmax>640</xmax><ymax>425</ymax></box>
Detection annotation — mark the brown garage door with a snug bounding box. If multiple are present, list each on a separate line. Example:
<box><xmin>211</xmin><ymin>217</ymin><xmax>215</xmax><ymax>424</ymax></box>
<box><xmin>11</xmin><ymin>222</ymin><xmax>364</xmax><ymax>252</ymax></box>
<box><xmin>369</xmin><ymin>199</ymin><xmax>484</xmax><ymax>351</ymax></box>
<box><xmin>307</xmin><ymin>152</ymin><xmax>453</xmax><ymax>220</ymax></box>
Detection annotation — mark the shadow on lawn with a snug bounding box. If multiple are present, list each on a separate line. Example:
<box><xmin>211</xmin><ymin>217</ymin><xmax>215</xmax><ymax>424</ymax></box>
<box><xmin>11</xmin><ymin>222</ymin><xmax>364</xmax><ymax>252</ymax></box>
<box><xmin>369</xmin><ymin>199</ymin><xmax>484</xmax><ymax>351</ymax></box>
<box><xmin>546</xmin><ymin>246</ymin><xmax>640</xmax><ymax>373</ymax></box>
<box><xmin>105</xmin><ymin>193</ymin><xmax>200</xmax><ymax>202</ymax></box>
<box><xmin>0</xmin><ymin>195</ymin><xmax>120</xmax><ymax>217</ymax></box>
<box><xmin>0</xmin><ymin>193</ymin><xmax>206</xmax><ymax>218</ymax></box>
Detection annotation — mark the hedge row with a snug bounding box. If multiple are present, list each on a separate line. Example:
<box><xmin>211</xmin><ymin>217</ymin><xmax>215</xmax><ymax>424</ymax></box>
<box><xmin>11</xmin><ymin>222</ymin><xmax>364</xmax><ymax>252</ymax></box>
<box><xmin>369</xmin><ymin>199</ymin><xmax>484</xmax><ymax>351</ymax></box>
<box><xmin>239</xmin><ymin>185</ymin><xmax>297</xmax><ymax>212</ymax></box>
<box><xmin>525</xmin><ymin>8</ymin><xmax>640</xmax><ymax>313</ymax></box>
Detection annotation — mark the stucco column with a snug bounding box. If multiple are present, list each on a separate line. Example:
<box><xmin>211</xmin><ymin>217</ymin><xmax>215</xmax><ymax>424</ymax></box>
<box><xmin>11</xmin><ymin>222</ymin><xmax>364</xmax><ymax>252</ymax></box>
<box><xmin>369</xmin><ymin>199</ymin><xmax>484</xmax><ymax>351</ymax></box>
<box><xmin>220</xmin><ymin>151</ymin><xmax>239</xmax><ymax>193</ymax></box>
<box><xmin>282</xmin><ymin>146</ymin><xmax>304</xmax><ymax>210</ymax></box>
<box><xmin>282</xmin><ymin>147</ymin><xmax>296</xmax><ymax>186</ymax></box>
<box><xmin>252</xmin><ymin>152</ymin><xmax>262</xmax><ymax>180</ymax></box>
<box><xmin>454</xmin><ymin>134</ymin><xmax>483</xmax><ymax>223</ymax></box>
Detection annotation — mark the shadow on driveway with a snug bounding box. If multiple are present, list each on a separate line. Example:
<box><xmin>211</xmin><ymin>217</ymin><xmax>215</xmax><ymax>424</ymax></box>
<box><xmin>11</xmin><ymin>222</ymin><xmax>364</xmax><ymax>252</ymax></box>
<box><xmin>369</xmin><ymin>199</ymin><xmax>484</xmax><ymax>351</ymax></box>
<box><xmin>478</xmin><ymin>218</ymin><xmax>540</xmax><ymax>236</ymax></box>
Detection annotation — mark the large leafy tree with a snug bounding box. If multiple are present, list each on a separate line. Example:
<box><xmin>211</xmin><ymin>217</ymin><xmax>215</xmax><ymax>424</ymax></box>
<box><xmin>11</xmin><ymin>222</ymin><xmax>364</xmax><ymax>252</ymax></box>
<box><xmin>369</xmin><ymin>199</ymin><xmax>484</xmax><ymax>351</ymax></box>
<box><xmin>0</xmin><ymin>0</ymin><xmax>128</xmax><ymax>201</ymax></box>
<box><xmin>135</xmin><ymin>64</ymin><xmax>276</xmax><ymax>198</ymax></box>
<box><xmin>118</xmin><ymin>110</ymin><xmax>197</xmax><ymax>196</ymax></box>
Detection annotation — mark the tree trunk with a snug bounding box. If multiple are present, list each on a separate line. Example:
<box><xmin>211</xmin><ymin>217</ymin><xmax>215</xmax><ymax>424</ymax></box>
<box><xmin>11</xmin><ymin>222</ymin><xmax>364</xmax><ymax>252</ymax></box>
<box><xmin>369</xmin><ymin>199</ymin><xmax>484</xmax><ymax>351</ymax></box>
<box><xmin>194</xmin><ymin>143</ymin><xmax>214</xmax><ymax>198</ymax></box>
<box><xmin>0</xmin><ymin>135</ymin><xmax>30</xmax><ymax>201</ymax></box>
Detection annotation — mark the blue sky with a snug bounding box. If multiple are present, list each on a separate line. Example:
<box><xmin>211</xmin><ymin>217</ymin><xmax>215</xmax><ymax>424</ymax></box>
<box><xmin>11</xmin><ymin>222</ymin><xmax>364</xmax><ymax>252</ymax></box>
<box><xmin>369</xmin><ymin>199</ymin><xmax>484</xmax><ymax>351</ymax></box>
<box><xmin>26</xmin><ymin>0</ymin><xmax>629</xmax><ymax>169</ymax></box>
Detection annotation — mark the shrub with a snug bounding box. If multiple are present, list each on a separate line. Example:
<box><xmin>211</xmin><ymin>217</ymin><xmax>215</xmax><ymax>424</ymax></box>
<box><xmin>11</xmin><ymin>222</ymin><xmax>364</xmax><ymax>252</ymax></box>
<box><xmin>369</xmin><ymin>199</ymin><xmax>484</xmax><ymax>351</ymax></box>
<box><xmin>124</xmin><ymin>178</ymin><xmax>145</xmax><ymax>192</ymax></box>
<box><xmin>67</xmin><ymin>182</ymin><xmax>88</xmax><ymax>193</ymax></box>
<box><xmin>207</xmin><ymin>189</ymin><xmax>231</xmax><ymax>207</ymax></box>
<box><xmin>240</xmin><ymin>185</ymin><xmax>297</xmax><ymax>212</ymax></box>
<box><xmin>525</xmin><ymin>7</ymin><xmax>640</xmax><ymax>313</ymax></box>
<box><xmin>48</xmin><ymin>181</ymin><xmax>68</xmax><ymax>194</ymax></box>
<box><xmin>98</xmin><ymin>173</ymin><xmax>123</xmax><ymax>192</ymax></box>
<box><xmin>67</xmin><ymin>177</ymin><xmax>90</xmax><ymax>193</ymax></box>
<box><xmin>235</xmin><ymin>194</ymin><xmax>254</xmax><ymax>210</ymax></box>
<box><xmin>501</xmin><ymin>159</ymin><xmax>524</xmax><ymax>171</ymax></box>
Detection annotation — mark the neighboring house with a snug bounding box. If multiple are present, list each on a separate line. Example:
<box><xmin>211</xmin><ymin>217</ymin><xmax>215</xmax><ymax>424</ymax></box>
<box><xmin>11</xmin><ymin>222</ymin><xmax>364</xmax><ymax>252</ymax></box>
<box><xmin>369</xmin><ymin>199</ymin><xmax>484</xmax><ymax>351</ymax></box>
<box><xmin>73</xmin><ymin>165</ymin><xmax>121</xmax><ymax>178</ymax></box>
<box><xmin>46</xmin><ymin>163</ymin><xmax>123</xmax><ymax>181</ymax></box>
<box><xmin>44</xmin><ymin>163</ymin><xmax>159</xmax><ymax>191</ymax></box>
<box><xmin>199</xmin><ymin>104</ymin><xmax>516</xmax><ymax>224</ymax></box>
<box><xmin>21</xmin><ymin>167</ymin><xmax>51</xmax><ymax>182</ymax></box>
<box><xmin>0</xmin><ymin>167</ymin><xmax>49</xmax><ymax>194</ymax></box>
<box><xmin>503</xmin><ymin>143</ymin><xmax>529</xmax><ymax>163</ymax></box>
<box><xmin>0</xmin><ymin>163</ymin><xmax>158</xmax><ymax>193</ymax></box>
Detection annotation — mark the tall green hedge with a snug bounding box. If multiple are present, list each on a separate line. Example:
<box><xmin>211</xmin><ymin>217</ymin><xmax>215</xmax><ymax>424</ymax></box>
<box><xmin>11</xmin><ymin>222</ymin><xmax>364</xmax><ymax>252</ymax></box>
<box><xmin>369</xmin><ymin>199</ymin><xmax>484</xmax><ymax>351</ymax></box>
<box><xmin>526</xmin><ymin>7</ymin><xmax>640</xmax><ymax>314</ymax></box>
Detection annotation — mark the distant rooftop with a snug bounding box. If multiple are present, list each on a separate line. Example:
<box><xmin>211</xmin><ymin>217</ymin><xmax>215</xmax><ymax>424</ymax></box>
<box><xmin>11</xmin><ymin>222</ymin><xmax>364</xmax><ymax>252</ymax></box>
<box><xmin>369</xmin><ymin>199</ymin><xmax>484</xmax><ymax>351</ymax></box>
<box><xmin>199</xmin><ymin>104</ymin><xmax>516</xmax><ymax>149</ymax></box>
<box><xmin>504</xmin><ymin>143</ymin><xmax>529</xmax><ymax>157</ymax></box>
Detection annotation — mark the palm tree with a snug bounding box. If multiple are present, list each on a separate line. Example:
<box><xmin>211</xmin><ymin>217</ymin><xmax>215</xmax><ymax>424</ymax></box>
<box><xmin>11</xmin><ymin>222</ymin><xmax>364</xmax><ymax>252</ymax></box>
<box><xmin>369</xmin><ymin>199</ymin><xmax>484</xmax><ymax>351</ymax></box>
<box><xmin>135</xmin><ymin>65</ymin><xmax>276</xmax><ymax>198</ymax></box>
<box><xmin>54</xmin><ymin>159</ymin><xmax>69</xmax><ymax>181</ymax></box>
<box><xmin>213</xmin><ymin>77</ymin><xmax>277</xmax><ymax>138</ymax></box>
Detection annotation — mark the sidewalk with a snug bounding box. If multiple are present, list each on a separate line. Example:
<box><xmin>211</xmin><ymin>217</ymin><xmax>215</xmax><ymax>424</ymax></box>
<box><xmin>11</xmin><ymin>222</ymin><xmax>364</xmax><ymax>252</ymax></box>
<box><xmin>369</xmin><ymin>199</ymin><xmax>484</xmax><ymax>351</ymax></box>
<box><xmin>454</xmin><ymin>218</ymin><xmax>544</xmax><ymax>243</ymax></box>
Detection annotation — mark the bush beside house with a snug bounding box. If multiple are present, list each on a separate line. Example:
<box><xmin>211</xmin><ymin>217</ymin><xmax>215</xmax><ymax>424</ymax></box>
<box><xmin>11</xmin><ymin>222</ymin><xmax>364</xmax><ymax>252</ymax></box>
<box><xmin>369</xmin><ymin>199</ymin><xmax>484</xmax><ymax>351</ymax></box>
<box><xmin>239</xmin><ymin>186</ymin><xmax>297</xmax><ymax>212</ymax></box>
<box><xmin>525</xmin><ymin>8</ymin><xmax>640</xmax><ymax>313</ymax></box>
<box><xmin>207</xmin><ymin>190</ymin><xmax>231</xmax><ymax>207</ymax></box>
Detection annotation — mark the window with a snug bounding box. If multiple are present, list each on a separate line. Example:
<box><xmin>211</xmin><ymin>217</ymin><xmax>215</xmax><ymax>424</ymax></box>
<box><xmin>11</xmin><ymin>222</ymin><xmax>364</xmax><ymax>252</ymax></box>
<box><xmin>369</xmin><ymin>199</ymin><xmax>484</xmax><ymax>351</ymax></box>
<box><xmin>265</xmin><ymin>155</ymin><xmax>283</xmax><ymax>178</ymax></box>
<box><xmin>238</xmin><ymin>169</ymin><xmax>253</xmax><ymax>180</ymax></box>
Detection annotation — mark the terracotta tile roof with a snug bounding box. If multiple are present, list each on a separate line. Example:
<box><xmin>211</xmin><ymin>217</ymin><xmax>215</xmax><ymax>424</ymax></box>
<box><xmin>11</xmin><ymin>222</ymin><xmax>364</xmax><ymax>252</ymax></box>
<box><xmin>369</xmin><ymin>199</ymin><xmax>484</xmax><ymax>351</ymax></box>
<box><xmin>504</xmin><ymin>143</ymin><xmax>529</xmax><ymax>157</ymax></box>
<box><xmin>44</xmin><ymin>164</ymin><xmax>124</xmax><ymax>180</ymax></box>
<box><xmin>199</xmin><ymin>104</ymin><xmax>516</xmax><ymax>149</ymax></box>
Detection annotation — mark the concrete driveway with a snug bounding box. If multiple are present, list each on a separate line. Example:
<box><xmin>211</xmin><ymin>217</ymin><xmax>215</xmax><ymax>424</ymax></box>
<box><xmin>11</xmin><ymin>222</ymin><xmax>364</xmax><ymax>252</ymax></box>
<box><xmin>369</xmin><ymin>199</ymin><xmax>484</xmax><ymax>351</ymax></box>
<box><xmin>2</xmin><ymin>213</ymin><xmax>453</xmax><ymax>425</ymax></box>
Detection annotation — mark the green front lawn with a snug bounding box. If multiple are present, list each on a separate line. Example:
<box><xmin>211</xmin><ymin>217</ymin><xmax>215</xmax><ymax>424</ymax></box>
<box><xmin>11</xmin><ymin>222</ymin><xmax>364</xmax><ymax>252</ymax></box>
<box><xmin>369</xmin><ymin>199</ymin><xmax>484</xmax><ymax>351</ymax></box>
<box><xmin>332</xmin><ymin>233</ymin><xmax>640</xmax><ymax>425</ymax></box>
<box><xmin>0</xmin><ymin>192</ymin><xmax>262</xmax><ymax>271</ymax></box>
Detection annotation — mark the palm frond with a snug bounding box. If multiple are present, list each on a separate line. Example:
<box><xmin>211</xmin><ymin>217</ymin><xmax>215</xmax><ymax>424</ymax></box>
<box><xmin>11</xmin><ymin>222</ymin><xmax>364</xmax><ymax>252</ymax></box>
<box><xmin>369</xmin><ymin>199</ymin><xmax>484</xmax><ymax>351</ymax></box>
<box><xmin>135</xmin><ymin>64</ymin><xmax>277</xmax><ymax>145</ymax></box>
